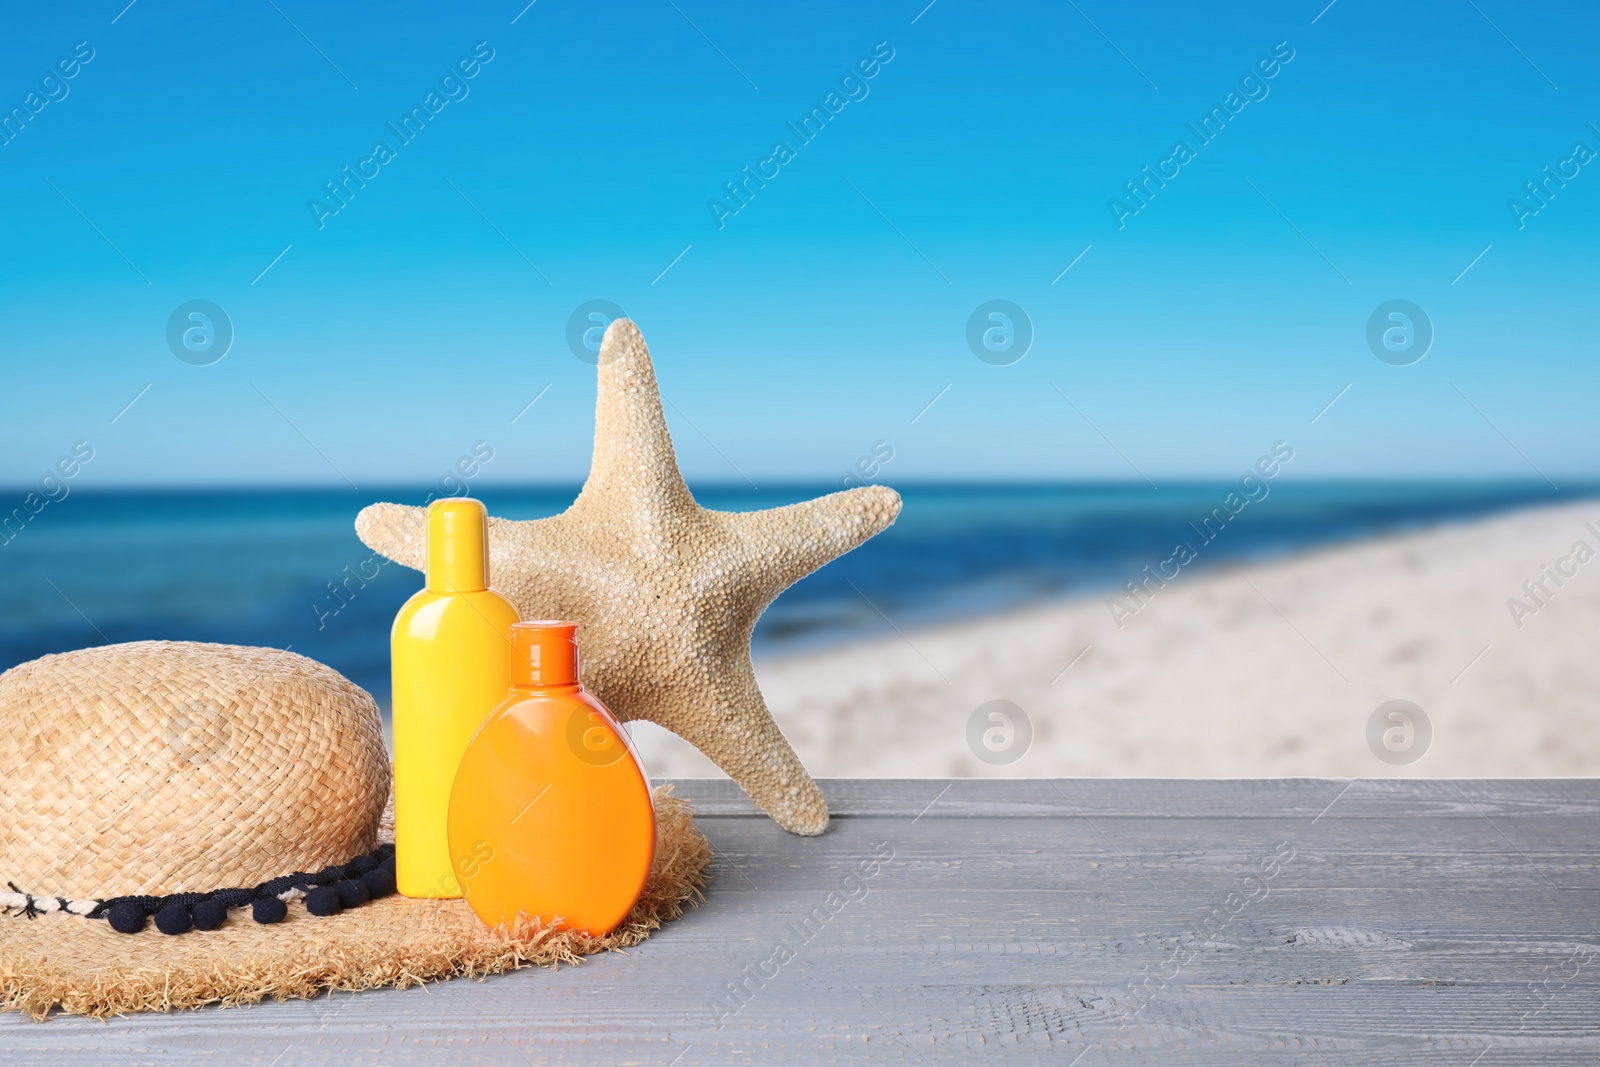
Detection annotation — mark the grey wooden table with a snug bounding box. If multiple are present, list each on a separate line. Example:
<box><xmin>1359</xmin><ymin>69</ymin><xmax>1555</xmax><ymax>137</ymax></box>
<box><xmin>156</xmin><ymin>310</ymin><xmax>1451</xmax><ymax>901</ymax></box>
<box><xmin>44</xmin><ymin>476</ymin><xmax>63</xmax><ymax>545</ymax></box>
<box><xmin>3</xmin><ymin>778</ymin><xmax>1597</xmax><ymax>1065</ymax></box>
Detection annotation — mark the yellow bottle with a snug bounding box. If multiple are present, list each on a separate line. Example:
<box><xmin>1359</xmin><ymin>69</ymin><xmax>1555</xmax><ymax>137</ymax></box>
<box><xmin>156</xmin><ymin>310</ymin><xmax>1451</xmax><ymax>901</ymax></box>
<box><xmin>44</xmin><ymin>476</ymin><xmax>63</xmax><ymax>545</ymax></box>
<box><xmin>391</xmin><ymin>498</ymin><xmax>521</xmax><ymax>897</ymax></box>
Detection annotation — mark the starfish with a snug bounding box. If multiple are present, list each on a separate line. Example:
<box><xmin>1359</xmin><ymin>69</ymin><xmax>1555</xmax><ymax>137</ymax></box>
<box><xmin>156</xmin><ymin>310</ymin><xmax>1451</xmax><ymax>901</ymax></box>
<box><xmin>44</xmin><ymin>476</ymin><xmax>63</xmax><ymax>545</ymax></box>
<box><xmin>356</xmin><ymin>320</ymin><xmax>900</xmax><ymax>835</ymax></box>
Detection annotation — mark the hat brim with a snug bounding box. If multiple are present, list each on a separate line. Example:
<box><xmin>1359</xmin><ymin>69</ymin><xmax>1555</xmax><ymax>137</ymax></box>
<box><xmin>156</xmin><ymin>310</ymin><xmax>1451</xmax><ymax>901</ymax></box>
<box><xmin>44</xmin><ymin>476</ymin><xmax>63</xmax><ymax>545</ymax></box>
<box><xmin>0</xmin><ymin>787</ymin><xmax>709</xmax><ymax>1020</ymax></box>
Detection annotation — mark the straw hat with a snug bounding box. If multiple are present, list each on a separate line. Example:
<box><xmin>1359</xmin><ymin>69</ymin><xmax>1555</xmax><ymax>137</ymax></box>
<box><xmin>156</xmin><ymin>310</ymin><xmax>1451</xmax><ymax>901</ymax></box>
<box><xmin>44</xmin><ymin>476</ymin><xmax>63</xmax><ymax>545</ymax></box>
<box><xmin>0</xmin><ymin>641</ymin><xmax>709</xmax><ymax>1020</ymax></box>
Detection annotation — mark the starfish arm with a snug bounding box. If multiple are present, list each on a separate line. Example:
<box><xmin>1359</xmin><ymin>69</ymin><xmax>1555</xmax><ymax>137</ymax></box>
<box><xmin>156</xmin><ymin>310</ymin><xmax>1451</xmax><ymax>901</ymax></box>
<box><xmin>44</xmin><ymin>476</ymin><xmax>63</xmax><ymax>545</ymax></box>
<box><xmin>355</xmin><ymin>503</ymin><xmax>428</xmax><ymax>572</ymax></box>
<box><xmin>572</xmin><ymin>318</ymin><xmax>696</xmax><ymax>515</ymax></box>
<box><xmin>354</xmin><ymin>504</ymin><xmax>555</xmax><ymax>588</ymax></box>
<box><xmin>646</xmin><ymin>654</ymin><xmax>830</xmax><ymax>836</ymax></box>
<box><xmin>729</xmin><ymin>485</ymin><xmax>902</xmax><ymax>596</ymax></box>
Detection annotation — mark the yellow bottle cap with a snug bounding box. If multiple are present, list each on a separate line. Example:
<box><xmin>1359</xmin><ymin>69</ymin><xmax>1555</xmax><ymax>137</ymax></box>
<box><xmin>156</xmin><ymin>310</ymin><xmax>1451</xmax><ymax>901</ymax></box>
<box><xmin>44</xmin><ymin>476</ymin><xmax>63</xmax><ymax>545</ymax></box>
<box><xmin>426</xmin><ymin>498</ymin><xmax>489</xmax><ymax>593</ymax></box>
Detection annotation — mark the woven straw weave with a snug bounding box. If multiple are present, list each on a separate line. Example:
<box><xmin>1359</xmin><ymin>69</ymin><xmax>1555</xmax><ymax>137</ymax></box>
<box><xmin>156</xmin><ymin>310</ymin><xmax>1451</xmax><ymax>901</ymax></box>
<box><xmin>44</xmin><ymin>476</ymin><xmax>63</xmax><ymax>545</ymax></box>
<box><xmin>0</xmin><ymin>641</ymin><xmax>388</xmax><ymax>899</ymax></box>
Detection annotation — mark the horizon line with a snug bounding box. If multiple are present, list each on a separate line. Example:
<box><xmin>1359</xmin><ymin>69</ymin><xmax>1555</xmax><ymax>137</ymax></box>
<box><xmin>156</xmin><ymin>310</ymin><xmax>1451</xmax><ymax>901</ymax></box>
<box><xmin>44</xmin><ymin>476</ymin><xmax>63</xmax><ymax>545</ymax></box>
<box><xmin>0</xmin><ymin>476</ymin><xmax>1593</xmax><ymax>495</ymax></box>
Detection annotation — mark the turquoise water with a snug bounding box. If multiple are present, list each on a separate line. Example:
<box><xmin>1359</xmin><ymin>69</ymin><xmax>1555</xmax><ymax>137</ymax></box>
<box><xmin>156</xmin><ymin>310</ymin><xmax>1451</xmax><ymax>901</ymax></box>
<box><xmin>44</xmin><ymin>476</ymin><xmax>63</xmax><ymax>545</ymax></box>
<box><xmin>0</xmin><ymin>482</ymin><xmax>1582</xmax><ymax>712</ymax></box>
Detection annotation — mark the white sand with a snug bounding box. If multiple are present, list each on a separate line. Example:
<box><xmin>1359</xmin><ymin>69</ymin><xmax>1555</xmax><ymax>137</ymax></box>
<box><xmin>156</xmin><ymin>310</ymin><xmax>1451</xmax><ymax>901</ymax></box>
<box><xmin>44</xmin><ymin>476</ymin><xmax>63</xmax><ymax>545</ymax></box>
<box><xmin>628</xmin><ymin>500</ymin><xmax>1600</xmax><ymax>780</ymax></box>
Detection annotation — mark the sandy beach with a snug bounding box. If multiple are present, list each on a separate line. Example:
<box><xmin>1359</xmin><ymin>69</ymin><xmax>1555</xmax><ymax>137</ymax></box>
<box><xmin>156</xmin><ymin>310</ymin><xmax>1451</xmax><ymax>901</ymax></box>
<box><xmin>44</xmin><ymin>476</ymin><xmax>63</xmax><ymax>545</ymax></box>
<box><xmin>628</xmin><ymin>499</ymin><xmax>1600</xmax><ymax>780</ymax></box>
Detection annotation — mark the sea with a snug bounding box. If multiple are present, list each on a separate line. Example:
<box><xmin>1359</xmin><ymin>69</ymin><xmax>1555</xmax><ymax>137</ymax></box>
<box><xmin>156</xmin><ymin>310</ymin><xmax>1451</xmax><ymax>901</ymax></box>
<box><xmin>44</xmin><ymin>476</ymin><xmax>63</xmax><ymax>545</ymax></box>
<box><xmin>0</xmin><ymin>481</ymin><xmax>1583</xmax><ymax>713</ymax></box>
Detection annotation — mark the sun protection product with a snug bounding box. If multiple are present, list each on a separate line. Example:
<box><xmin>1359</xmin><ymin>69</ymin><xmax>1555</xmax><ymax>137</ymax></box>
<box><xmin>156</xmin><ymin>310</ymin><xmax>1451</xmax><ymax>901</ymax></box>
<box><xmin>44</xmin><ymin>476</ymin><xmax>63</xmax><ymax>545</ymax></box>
<box><xmin>391</xmin><ymin>498</ymin><xmax>521</xmax><ymax>898</ymax></box>
<box><xmin>447</xmin><ymin>621</ymin><xmax>655</xmax><ymax>936</ymax></box>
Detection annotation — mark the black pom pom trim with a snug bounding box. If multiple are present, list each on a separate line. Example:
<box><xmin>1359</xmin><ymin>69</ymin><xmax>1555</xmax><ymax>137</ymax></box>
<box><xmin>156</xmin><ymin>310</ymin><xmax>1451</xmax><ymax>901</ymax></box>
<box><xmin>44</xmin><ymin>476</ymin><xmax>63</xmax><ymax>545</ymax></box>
<box><xmin>360</xmin><ymin>868</ymin><xmax>396</xmax><ymax>899</ymax></box>
<box><xmin>256</xmin><ymin>873</ymin><xmax>302</xmax><ymax>898</ymax></box>
<box><xmin>192</xmin><ymin>898</ymin><xmax>229</xmax><ymax>931</ymax></box>
<box><xmin>304</xmin><ymin>885</ymin><xmax>342</xmax><ymax>916</ymax></box>
<box><xmin>25</xmin><ymin>842</ymin><xmax>401</xmax><ymax>935</ymax></box>
<box><xmin>252</xmin><ymin>896</ymin><xmax>288</xmax><ymax>925</ymax></box>
<box><xmin>211</xmin><ymin>887</ymin><xmax>254</xmax><ymax>909</ymax></box>
<box><xmin>154</xmin><ymin>902</ymin><xmax>193</xmax><ymax>935</ymax></box>
<box><xmin>335</xmin><ymin>879</ymin><xmax>370</xmax><ymax>908</ymax></box>
<box><xmin>107</xmin><ymin>901</ymin><xmax>147</xmax><ymax>934</ymax></box>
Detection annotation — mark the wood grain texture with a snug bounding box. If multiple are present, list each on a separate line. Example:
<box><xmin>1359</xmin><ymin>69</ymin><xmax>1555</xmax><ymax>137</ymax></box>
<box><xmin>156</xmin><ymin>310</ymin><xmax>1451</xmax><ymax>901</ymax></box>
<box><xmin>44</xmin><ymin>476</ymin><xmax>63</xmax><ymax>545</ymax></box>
<box><xmin>4</xmin><ymin>778</ymin><xmax>1598</xmax><ymax>1065</ymax></box>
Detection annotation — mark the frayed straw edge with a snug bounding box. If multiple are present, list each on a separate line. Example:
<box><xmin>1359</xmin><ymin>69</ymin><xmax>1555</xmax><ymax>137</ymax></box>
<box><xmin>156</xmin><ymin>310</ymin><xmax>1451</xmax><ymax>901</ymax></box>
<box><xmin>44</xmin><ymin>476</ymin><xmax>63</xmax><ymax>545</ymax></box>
<box><xmin>1</xmin><ymin>787</ymin><xmax>709</xmax><ymax>1021</ymax></box>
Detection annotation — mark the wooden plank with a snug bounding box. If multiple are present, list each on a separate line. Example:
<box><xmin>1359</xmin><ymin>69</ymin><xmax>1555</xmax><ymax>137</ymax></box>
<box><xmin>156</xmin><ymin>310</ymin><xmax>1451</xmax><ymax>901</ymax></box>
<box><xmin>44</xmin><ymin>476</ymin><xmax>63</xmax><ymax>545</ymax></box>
<box><xmin>676</xmin><ymin>777</ymin><xmax>1600</xmax><ymax>819</ymax></box>
<box><xmin>3</xmin><ymin>779</ymin><xmax>1597</xmax><ymax>1065</ymax></box>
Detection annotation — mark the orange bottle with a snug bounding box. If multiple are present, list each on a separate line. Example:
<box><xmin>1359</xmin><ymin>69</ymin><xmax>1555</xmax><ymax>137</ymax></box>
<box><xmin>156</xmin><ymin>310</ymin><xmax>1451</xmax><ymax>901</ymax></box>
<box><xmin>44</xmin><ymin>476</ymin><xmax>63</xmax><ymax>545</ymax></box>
<box><xmin>447</xmin><ymin>621</ymin><xmax>655</xmax><ymax>936</ymax></box>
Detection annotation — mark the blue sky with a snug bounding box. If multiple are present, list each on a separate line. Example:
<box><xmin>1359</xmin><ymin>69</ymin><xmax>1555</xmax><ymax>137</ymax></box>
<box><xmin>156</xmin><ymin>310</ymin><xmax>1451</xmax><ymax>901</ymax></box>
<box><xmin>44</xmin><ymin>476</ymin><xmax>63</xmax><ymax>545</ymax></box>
<box><xmin>1</xmin><ymin>0</ymin><xmax>1596</xmax><ymax>489</ymax></box>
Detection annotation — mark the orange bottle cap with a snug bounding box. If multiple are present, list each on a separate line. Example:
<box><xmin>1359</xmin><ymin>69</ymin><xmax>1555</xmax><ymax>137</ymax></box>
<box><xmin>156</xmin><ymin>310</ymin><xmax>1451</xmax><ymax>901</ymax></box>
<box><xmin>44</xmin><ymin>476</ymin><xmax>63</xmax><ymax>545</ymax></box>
<box><xmin>510</xmin><ymin>621</ymin><xmax>579</xmax><ymax>686</ymax></box>
<box><xmin>426</xmin><ymin>498</ymin><xmax>489</xmax><ymax>593</ymax></box>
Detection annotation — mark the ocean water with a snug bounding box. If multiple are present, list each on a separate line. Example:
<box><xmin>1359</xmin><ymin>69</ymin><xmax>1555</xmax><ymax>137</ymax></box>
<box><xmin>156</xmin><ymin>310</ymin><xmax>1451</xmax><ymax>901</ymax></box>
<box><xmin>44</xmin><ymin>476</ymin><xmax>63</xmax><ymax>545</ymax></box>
<box><xmin>0</xmin><ymin>481</ymin><xmax>1582</xmax><ymax>713</ymax></box>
